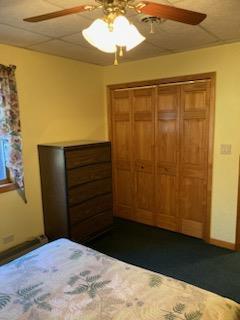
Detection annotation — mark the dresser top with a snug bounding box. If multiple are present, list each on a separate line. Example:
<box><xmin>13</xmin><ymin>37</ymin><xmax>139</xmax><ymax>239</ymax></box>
<box><xmin>38</xmin><ymin>140</ymin><xmax>110</xmax><ymax>149</ymax></box>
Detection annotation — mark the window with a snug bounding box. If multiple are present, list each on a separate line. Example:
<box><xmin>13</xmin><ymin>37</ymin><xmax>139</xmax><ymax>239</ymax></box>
<box><xmin>0</xmin><ymin>76</ymin><xmax>8</xmax><ymax>186</ymax></box>
<box><xmin>0</xmin><ymin>136</ymin><xmax>16</xmax><ymax>192</ymax></box>
<box><xmin>0</xmin><ymin>136</ymin><xmax>14</xmax><ymax>192</ymax></box>
<box><xmin>0</xmin><ymin>137</ymin><xmax>6</xmax><ymax>181</ymax></box>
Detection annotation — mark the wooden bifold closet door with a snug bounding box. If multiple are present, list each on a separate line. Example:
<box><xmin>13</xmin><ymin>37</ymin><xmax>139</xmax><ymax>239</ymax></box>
<box><xmin>133</xmin><ymin>88</ymin><xmax>155</xmax><ymax>225</ymax></box>
<box><xmin>110</xmin><ymin>75</ymin><xmax>214</xmax><ymax>240</ymax></box>
<box><xmin>179</xmin><ymin>82</ymin><xmax>210</xmax><ymax>239</ymax></box>
<box><xmin>156</xmin><ymin>85</ymin><xmax>180</xmax><ymax>232</ymax></box>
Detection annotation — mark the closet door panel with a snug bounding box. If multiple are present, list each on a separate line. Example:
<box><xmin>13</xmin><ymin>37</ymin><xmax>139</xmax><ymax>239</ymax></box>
<box><xmin>133</xmin><ymin>88</ymin><xmax>155</xmax><ymax>225</ymax></box>
<box><xmin>179</xmin><ymin>82</ymin><xmax>210</xmax><ymax>238</ymax></box>
<box><xmin>134</xmin><ymin>120</ymin><xmax>153</xmax><ymax>161</ymax></box>
<box><xmin>182</xmin><ymin>118</ymin><xmax>207</xmax><ymax>165</ymax></box>
<box><xmin>156</xmin><ymin>173</ymin><xmax>177</xmax><ymax>231</ymax></box>
<box><xmin>180</xmin><ymin>177</ymin><xmax>207</xmax><ymax>238</ymax></box>
<box><xmin>112</xmin><ymin>90</ymin><xmax>134</xmax><ymax>219</ymax></box>
<box><xmin>135</xmin><ymin>170</ymin><xmax>154</xmax><ymax>224</ymax></box>
<box><xmin>114</xmin><ymin>121</ymin><xmax>130</xmax><ymax>160</ymax></box>
<box><xmin>155</xmin><ymin>86</ymin><xmax>180</xmax><ymax>231</ymax></box>
<box><xmin>157</xmin><ymin>119</ymin><xmax>177</xmax><ymax>163</ymax></box>
<box><xmin>115</xmin><ymin>166</ymin><xmax>133</xmax><ymax>219</ymax></box>
<box><xmin>184</xmin><ymin>86</ymin><xmax>208</xmax><ymax>111</ymax></box>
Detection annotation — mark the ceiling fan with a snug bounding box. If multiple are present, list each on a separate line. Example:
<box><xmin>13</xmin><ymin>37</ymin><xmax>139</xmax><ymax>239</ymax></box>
<box><xmin>23</xmin><ymin>0</ymin><xmax>207</xmax><ymax>64</ymax></box>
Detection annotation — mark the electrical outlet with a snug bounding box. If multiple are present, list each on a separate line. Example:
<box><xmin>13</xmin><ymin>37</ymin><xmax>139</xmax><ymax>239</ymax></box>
<box><xmin>220</xmin><ymin>144</ymin><xmax>232</xmax><ymax>155</ymax></box>
<box><xmin>2</xmin><ymin>234</ymin><xmax>14</xmax><ymax>244</ymax></box>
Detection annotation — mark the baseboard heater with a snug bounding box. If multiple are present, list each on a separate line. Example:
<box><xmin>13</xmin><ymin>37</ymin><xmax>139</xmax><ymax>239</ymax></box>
<box><xmin>0</xmin><ymin>235</ymin><xmax>48</xmax><ymax>266</ymax></box>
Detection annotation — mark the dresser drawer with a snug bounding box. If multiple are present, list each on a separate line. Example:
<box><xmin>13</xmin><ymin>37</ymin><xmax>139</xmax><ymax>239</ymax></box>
<box><xmin>67</xmin><ymin>162</ymin><xmax>111</xmax><ymax>188</ymax></box>
<box><xmin>68</xmin><ymin>178</ymin><xmax>112</xmax><ymax>206</ymax></box>
<box><xmin>71</xmin><ymin>210</ymin><xmax>113</xmax><ymax>242</ymax></box>
<box><xmin>69</xmin><ymin>193</ymin><xmax>112</xmax><ymax>225</ymax></box>
<box><xmin>66</xmin><ymin>145</ymin><xmax>111</xmax><ymax>169</ymax></box>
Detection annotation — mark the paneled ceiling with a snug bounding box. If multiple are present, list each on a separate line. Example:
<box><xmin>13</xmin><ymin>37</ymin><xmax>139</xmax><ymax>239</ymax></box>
<box><xmin>0</xmin><ymin>0</ymin><xmax>240</xmax><ymax>65</ymax></box>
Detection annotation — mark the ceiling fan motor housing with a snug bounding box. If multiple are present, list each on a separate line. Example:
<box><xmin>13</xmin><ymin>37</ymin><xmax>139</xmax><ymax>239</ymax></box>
<box><xmin>97</xmin><ymin>0</ymin><xmax>135</xmax><ymax>16</ymax></box>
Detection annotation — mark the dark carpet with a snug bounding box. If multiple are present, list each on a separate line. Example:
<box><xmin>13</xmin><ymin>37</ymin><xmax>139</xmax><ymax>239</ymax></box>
<box><xmin>88</xmin><ymin>218</ymin><xmax>240</xmax><ymax>303</ymax></box>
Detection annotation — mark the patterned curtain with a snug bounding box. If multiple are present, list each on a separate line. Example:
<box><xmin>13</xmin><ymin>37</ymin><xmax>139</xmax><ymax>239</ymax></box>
<box><xmin>0</xmin><ymin>64</ymin><xmax>26</xmax><ymax>202</ymax></box>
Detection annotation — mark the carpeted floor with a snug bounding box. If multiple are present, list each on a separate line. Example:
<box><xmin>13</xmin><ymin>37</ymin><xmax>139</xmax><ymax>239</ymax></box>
<box><xmin>88</xmin><ymin>218</ymin><xmax>240</xmax><ymax>303</ymax></box>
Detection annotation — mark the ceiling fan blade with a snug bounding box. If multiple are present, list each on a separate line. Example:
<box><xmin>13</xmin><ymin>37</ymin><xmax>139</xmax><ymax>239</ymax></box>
<box><xmin>23</xmin><ymin>5</ymin><xmax>95</xmax><ymax>22</ymax></box>
<box><xmin>137</xmin><ymin>2</ymin><xmax>206</xmax><ymax>25</ymax></box>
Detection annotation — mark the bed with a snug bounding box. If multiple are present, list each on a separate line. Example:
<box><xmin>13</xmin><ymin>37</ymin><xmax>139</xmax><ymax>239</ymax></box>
<box><xmin>0</xmin><ymin>239</ymin><xmax>239</xmax><ymax>320</ymax></box>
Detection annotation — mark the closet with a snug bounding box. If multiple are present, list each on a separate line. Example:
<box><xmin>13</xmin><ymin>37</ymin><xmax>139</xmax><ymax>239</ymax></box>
<box><xmin>109</xmin><ymin>74</ymin><xmax>215</xmax><ymax>240</ymax></box>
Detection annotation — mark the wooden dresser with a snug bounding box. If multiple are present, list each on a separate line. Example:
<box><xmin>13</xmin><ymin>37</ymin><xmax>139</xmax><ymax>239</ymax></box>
<box><xmin>38</xmin><ymin>140</ymin><xmax>113</xmax><ymax>242</ymax></box>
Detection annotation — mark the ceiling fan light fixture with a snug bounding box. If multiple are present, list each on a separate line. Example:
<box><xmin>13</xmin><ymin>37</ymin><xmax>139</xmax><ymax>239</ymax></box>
<box><xmin>24</xmin><ymin>1</ymin><xmax>207</xmax><ymax>64</ymax></box>
<box><xmin>82</xmin><ymin>15</ymin><xmax>145</xmax><ymax>56</ymax></box>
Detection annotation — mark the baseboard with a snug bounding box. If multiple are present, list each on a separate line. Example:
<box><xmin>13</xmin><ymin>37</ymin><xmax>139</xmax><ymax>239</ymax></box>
<box><xmin>0</xmin><ymin>235</ymin><xmax>48</xmax><ymax>265</ymax></box>
<box><xmin>210</xmin><ymin>238</ymin><xmax>235</xmax><ymax>250</ymax></box>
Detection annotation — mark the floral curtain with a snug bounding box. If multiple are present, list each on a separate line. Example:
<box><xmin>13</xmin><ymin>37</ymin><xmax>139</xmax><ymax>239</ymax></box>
<box><xmin>0</xmin><ymin>64</ymin><xmax>26</xmax><ymax>202</ymax></box>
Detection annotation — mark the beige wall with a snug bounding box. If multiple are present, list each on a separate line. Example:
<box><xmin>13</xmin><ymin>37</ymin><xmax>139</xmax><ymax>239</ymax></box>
<box><xmin>103</xmin><ymin>42</ymin><xmax>240</xmax><ymax>244</ymax></box>
<box><xmin>0</xmin><ymin>44</ymin><xmax>105</xmax><ymax>251</ymax></box>
<box><xmin>1</xmin><ymin>42</ymin><xmax>240</xmax><ymax>251</ymax></box>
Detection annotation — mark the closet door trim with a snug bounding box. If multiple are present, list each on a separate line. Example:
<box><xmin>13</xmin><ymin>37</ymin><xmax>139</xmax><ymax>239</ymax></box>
<box><xmin>107</xmin><ymin>72</ymin><xmax>216</xmax><ymax>243</ymax></box>
<box><xmin>108</xmin><ymin>73</ymin><xmax>216</xmax><ymax>90</ymax></box>
<box><xmin>236</xmin><ymin>156</ymin><xmax>240</xmax><ymax>251</ymax></box>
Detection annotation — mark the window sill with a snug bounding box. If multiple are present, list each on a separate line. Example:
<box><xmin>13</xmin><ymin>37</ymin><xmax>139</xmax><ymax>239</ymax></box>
<box><xmin>0</xmin><ymin>182</ymin><xmax>16</xmax><ymax>194</ymax></box>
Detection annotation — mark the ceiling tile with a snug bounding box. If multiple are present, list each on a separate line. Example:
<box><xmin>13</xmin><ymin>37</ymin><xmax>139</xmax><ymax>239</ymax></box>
<box><xmin>157</xmin><ymin>21</ymin><xmax>217</xmax><ymax>50</ymax></box>
<box><xmin>44</xmin><ymin>0</ymin><xmax>96</xmax><ymax>7</ymax></box>
<box><xmin>80</xmin><ymin>52</ymin><xmax>115</xmax><ymax>65</ymax></box>
<box><xmin>120</xmin><ymin>41</ymin><xmax>168</xmax><ymax>62</ymax></box>
<box><xmin>0</xmin><ymin>24</ymin><xmax>50</xmax><ymax>47</ymax></box>
<box><xmin>29</xmin><ymin>39</ymin><xmax>89</xmax><ymax>58</ymax></box>
<box><xmin>61</xmin><ymin>32</ymin><xmax>93</xmax><ymax>49</ymax></box>
<box><xmin>29</xmin><ymin>39</ymin><xmax>113</xmax><ymax>65</ymax></box>
<box><xmin>44</xmin><ymin>0</ymin><xmax>104</xmax><ymax>20</ymax></box>
<box><xmin>0</xmin><ymin>0</ymin><xmax>93</xmax><ymax>37</ymax></box>
<box><xmin>130</xmin><ymin>15</ymin><xmax>216</xmax><ymax>51</ymax></box>
<box><xmin>167</xmin><ymin>0</ymin><xmax>240</xmax><ymax>41</ymax></box>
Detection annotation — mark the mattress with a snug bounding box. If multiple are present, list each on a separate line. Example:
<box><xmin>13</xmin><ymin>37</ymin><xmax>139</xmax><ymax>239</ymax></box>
<box><xmin>0</xmin><ymin>238</ymin><xmax>239</xmax><ymax>320</ymax></box>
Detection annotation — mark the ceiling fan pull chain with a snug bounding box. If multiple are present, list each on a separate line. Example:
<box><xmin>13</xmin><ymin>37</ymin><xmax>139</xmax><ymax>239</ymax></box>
<box><xmin>150</xmin><ymin>21</ymin><xmax>154</xmax><ymax>34</ymax></box>
<box><xmin>119</xmin><ymin>46</ymin><xmax>124</xmax><ymax>57</ymax></box>
<box><xmin>114</xmin><ymin>50</ymin><xmax>119</xmax><ymax>66</ymax></box>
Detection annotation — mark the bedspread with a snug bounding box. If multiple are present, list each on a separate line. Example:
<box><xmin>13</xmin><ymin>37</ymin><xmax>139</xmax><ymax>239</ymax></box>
<box><xmin>0</xmin><ymin>238</ymin><xmax>239</xmax><ymax>320</ymax></box>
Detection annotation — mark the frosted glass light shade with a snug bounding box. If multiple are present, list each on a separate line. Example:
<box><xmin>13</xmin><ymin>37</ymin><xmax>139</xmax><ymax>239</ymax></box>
<box><xmin>113</xmin><ymin>16</ymin><xmax>131</xmax><ymax>47</ymax></box>
<box><xmin>125</xmin><ymin>24</ymin><xmax>145</xmax><ymax>51</ymax></box>
<box><xmin>82</xmin><ymin>19</ymin><xmax>116</xmax><ymax>53</ymax></box>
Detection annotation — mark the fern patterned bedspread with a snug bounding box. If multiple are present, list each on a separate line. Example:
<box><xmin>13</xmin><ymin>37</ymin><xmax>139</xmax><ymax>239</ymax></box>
<box><xmin>0</xmin><ymin>239</ymin><xmax>239</xmax><ymax>320</ymax></box>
